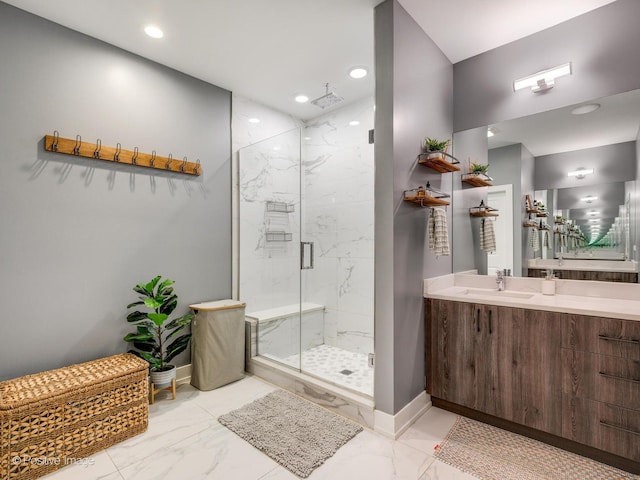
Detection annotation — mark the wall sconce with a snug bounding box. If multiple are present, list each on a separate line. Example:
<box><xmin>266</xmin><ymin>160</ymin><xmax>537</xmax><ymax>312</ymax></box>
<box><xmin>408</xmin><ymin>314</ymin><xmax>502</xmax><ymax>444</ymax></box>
<box><xmin>513</xmin><ymin>62</ymin><xmax>572</xmax><ymax>93</ymax></box>
<box><xmin>567</xmin><ymin>168</ymin><xmax>594</xmax><ymax>179</ymax></box>
<box><xmin>581</xmin><ymin>195</ymin><xmax>598</xmax><ymax>203</ymax></box>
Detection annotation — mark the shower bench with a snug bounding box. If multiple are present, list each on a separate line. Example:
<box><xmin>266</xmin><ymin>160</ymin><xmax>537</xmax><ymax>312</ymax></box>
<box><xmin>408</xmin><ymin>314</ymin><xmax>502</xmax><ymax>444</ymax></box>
<box><xmin>0</xmin><ymin>353</ymin><xmax>149</xmax><ymax>480</ymax></box>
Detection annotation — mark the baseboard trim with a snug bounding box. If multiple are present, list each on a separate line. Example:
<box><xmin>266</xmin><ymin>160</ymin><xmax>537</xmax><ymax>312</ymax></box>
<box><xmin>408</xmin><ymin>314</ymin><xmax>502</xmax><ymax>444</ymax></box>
<box><xmin>374</xmin><ymin>391</ymin><xmax>431</xmax><ymax>439</ymax></box>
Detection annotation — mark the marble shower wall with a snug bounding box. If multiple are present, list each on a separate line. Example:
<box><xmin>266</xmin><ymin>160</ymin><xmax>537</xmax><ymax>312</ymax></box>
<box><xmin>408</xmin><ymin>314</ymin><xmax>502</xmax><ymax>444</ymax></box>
<box><xmin>302</xmin><ymin>97</ymin><xmax>375</xmax><ymax>355</ymax></box>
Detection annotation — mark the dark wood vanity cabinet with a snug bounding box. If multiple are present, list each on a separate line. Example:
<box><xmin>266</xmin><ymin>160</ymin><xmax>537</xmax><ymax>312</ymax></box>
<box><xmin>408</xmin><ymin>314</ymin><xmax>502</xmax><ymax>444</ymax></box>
<box><xmin>426</xmin><ymin>299</ymin><xmax>562</xmax><ymax>435</ymax></box>
<box><xmin>426</xmin><ymin>299</ymin><xmax>640</xmax><ymax>471</ymax></box>
<box><xmin>527</xmin><ymin>269</ymin><xmax>638</xmax><ymax>283</ymax></box>
<box><xmin>561</xmin><ymin>314</ymin><xmax>640</xmax><ymax>460</ymax></box>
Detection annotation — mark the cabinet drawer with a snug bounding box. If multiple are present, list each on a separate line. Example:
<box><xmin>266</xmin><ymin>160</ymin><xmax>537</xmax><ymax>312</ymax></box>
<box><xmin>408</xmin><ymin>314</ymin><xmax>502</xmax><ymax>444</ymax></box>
<box><xmin>563</xmin><ymin>395</ymin><xmax>640</xmax><ymax>460</ymax></box>
<box><xmin>562</xmin><ymin>349</ymin><xmax>640</xmax><ymax>410</ymax></box>
<box><xmin>562</xmin><ymin>314</ymin><xmax>640</xmax><ymax>360</ymax></box>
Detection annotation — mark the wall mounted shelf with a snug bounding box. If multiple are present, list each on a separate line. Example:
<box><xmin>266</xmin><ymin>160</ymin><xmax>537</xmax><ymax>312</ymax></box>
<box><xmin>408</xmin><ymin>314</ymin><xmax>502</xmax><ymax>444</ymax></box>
<box><xmin>469</xmin><ymin>200</ymin><xmax>498</xmax><ymax>217</ymax></box>
<box><xmin>403</xmin><ymin>183</ymin><xmax>450</xmax><ymax>207</ymax></box>
<box><xmin>461</xmin><ymin>173</ymin><xmax>492</xmax><ymax>187</ymax></box>
<box><xmin>265</xmin><ymin>231</ymin><xmax>293</xmax><ymax>242</ymax></box>
<box><xmin>266</xmin><ymin>201</ymin><xmax>295</xmax><ymax>213</ymax></box>
<box><xmin>44</xmin><ymin>132</ymin><xmax>201</xmax><ymax>176</ymax></box>
<box><xmin>417</xmin><ymin>152</ymin><xmax>461</xmax><ymax>173</ymax></box>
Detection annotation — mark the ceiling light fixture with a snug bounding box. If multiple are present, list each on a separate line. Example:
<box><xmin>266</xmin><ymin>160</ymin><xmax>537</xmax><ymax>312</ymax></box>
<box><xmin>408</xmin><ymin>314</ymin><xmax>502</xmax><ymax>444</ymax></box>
<box><xmin>513</xmin><ymin>62</ymin><xmax>572</xmax><ymax>93</ymax></box>
<box><xmin>571</xmin><ymin>103</ymin><xmax>600</xmax><ymax>115</ymax></box>
<box><xmin>567</xmin><ymin>168</ymin><xmax>594</xmax><ymax>179</ymax></box>
<box><xmin>589</xmin><ymin>219</ymin><xmax>600</xmax><ymax>223</ymax></box>
<box><xmin>144</xmin><ymin>25</ymin><xmax>164</xmax><ymax>39</ymax></box>
<box><xmin>294</xmin><ymin>94</ymin><xmax>309</xmax><ymax>103</ymax></box>
<box><xmin>581</xmin><ymin>195</ymin><xmax>598</xmax><ymax>203</ymax></box>
<box><xmin>248</xmin><ymin>118</ymin><xmax>260</xmax><ymax>124</ymax></box>
<box><xmin>349</xmin><ymin>120</ymin><xmax>360</xmax><ymax>126</ymax></box>
<box><xmin>587</xmin><ymin>211</ymin><xmax>599</xmax><ymax>216</ymax></box>
<box><xmin>349</xmin><ymin>67</ymin><xmax>368</xmax><ymax>79</ymax></box>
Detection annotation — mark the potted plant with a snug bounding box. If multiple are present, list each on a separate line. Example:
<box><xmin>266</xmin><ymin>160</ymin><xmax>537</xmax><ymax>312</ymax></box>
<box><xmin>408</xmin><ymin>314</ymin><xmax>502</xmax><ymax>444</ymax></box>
<box><xmin>124</xmin><ymin>275</ymin><xmax>194</xmax><ymax>386</ymax></box>
<box><xmin>424</xmin><ymin>137</ymin><xmax>450</xmax><ymax>160</ymax></box>
<box><xmin>469</xmin><ymin>162</ymin><xmax>490</xmax><ymax>176</ymax></box>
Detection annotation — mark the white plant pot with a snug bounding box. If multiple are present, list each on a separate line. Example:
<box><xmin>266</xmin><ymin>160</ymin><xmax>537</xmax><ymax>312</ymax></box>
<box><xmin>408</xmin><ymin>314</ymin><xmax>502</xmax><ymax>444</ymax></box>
<box><xmin>150</xmin><ymin>364</ymin><xmax>176</xmax><ymax>386</ymax></box>
<box><xmin>427</xmin><ymin>151</ymin><xmax>444</xmax><ymax>160</ymax></box>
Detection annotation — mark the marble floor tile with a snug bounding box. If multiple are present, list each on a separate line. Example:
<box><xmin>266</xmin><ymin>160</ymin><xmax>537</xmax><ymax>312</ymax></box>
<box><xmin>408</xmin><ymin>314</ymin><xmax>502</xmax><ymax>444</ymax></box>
<box><xmin>418</xmin><ymin>460</ymin><xmax>479</xmax><ymax>480</ymax></box>
<box><xmin>190</xmin><ymin>375</ymin><xmax>278</xmax><ymax>417</ymax></box>
<box><xmin>397</xmin><ymin>406</ymin><xmax>458</xmax><ymax>453</ymax></box>
<box><xmin>40</xmin><ymin>451</ymin><xmax>122</xmax><ymax>480</ymax></box>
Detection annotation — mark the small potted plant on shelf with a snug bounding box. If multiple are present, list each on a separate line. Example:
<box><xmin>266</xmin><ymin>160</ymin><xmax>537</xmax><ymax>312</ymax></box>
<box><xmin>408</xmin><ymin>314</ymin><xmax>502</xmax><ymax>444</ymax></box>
<box><xmin>469</xmin><ymin>161</ymin><xmax>490</xmax><ymax>176</ymax></box>
<box><xmin>124</xmin><ymin>275</ymin><xmax>194</xmax><ymax>386</ymax></box>
<box><xmin>423</xmin><ymin>137</ymin><xmax>450</xmax><ymax>160</ymax></box>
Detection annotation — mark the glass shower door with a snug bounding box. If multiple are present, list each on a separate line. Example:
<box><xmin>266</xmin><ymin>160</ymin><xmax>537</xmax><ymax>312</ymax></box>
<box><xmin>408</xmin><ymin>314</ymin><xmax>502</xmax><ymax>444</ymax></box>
<box><xmin>238</xmin><ymin>128</ymin><xmax>302</xmax><ymax>371</ymax></box>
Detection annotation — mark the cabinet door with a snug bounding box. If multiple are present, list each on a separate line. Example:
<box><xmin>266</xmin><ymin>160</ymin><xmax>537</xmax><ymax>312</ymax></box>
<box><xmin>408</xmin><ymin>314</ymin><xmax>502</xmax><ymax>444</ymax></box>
<box><xmin>563</xmin><ymin>314</ymin><xmax>640</xmax><ymax>360</ymax></box>
<box><xmin>428</xmin><ymin>299</ymin><xmax>479</xmax><ymax>409</ymax></box>
<box><xmin>510</xmin><ymin>308</ymin><xmax>563</xmax><ymax>435</ymax></box>
<box><xmin>475</xmin><ymin>304</ymin><xmax>513</xmax><ymax>419</ymax></box>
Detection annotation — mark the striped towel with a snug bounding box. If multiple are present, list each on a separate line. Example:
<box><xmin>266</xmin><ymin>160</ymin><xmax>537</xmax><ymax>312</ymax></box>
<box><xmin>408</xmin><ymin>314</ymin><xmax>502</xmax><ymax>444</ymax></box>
<box><xmin>428</xmin><ymin>208</ymin><xmax>449</xmax><ymax>256</ymax></box>
<box><xmin>480</xmin><ymin>218</ymin><xmax>496</xmax><ymax>253</ymax></box>
<box><xmin>529</xmin><ymin>227</ymin><xmax>540</xmax><ymax>252</ymax></box>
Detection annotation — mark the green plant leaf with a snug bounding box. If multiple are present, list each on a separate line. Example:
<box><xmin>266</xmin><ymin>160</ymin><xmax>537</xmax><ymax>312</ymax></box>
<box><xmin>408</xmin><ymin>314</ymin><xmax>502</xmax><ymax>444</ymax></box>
<box><xmin>144</xmin><ymin>298</ymin><xmax>163</xmax><ymax>310</ymax></box>
<box><xmin>144</xmin><ymin>276</ymin><xmax>162</xmax><ymax>295</ymax></box>
<box><xmin>166</xmin><ymin>313</ymin><xmax>194</xmax><ymax>338</ymax></box>
<box><xmin>148</xmin><ymin>312</ymin><xmax>168</xmax><ymax>326</ymax></box>
<box><xmin>165</xmin><ymin>334</ymin><xmax>191</xmax><ymax>364</ymax></box>
<box><xmin>123</xmin><ymin>332</ymin><xmax>154</xmax><ymax>342</ymax></box>
<box><xmin>157</xmin><ymin>278</ymin><xmax>174</xmax><ymax>295</ymax></box>
<box><xmin>133</xmin><ymin>285</ymin><xmax>150</xmax><ymax>296</ymax></box>
<box><xmin>160</xmin><ymin>295</ymin><xmax>178</xmax><ymax>316</ymax></box>
<box><xmin>135</xmin><ymin>350</ymin><xmax>162</xmax><ymax>369</ymax></box>
<box><xmin>126</xmin><ymin>301</ymin><xmax>145</xmax><ymax>309</ymax></box>
<box><xmin>126</xmin><ymin>311</ymin><xmax>148</xmax><ymax>323</ymax></box>
<box><xmin>133</xmin><ymin>341</ymin><xmax>155</xmax><ymax>352</ymax></box>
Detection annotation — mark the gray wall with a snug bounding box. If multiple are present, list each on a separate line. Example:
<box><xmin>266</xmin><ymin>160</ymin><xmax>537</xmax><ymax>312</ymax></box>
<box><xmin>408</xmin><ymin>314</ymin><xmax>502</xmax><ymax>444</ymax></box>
<box><xmin>454</xmin><ymin>0</ymin><xmax>640</xmax><ymax>132</ymax></box>
<box><xmin>534</xmin><ymin>142</ymin><xmax>636</xmax><ymax>190</ymax></box>
<box><xmin>374</xmin><ymin>0</ymin><xmax>453</xmax><ymax>415</ymax></box>
<box><xmin>452</xmin><ymin>128</ymin><xmax>488</xmax><ymax>273</ymax></box>
<box><xmin>0</xmin><ymin>3</ymin><xmax>231</xmax><ymax>380</ymax></box>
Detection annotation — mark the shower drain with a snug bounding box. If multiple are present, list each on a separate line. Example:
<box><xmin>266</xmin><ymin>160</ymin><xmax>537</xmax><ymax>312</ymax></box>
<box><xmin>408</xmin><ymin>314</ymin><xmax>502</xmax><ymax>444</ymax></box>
<box><xmin>339</xmin><ymin>369</ymin><xmax>354</xmax><ymax>376</ymax></box>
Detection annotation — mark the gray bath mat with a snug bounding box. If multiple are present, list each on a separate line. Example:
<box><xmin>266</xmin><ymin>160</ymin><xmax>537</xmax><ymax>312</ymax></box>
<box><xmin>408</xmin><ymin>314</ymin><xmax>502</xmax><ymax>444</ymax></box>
<box><xmin>218</xmin><ymin>389</ymin><xmax>363</xmax><ymax>478</ymax></box>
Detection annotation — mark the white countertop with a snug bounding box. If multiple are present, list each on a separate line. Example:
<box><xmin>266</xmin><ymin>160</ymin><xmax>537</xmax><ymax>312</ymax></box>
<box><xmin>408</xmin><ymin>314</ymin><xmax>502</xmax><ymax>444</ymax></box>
<box><xmin>424</xmin><ymin>273</ymin><xmax>640</xmax><ymax>322</ymax></box>
<box><xmin>527</xmin><ymin>258</ymin><xmax>638</xmax><ymax>273</ymax></box>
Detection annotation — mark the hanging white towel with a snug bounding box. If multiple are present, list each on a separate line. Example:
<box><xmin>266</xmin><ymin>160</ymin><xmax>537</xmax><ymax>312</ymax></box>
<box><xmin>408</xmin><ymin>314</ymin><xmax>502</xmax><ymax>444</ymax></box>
<box><xmin>428</xmin><ymin>208</ymin><xmax>449</xmax><ymax>256</ymax></box>
<box><xmin>480</xmin><ymin>218</ymin><xmax>496</xmax><ymax>253</ymax></box>
<box><xmin>529</xmin><ymin>227</ymin><xmax>540</xmax><ymax>252</ymax></box>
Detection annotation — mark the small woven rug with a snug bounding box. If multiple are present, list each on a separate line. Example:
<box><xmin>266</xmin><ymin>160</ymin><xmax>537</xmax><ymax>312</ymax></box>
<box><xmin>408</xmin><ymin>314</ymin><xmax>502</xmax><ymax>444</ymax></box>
<box><xmin>434</xmin><ymin>417</ymin><xmax>638</xmax><ymax>480</ymax></box>
<box><xmin>218</xmin><ymin>389</ymin><xmax>363</xmax><ymax>478</ymax></box>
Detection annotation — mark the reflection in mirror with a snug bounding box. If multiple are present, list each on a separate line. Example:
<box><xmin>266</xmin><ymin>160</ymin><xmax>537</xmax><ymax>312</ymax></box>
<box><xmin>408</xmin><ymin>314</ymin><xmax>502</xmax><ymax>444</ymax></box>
<box><xmin>455</xmin><ymin>89</ymin><xmax>640</xmax><ymax>281</ymax></box>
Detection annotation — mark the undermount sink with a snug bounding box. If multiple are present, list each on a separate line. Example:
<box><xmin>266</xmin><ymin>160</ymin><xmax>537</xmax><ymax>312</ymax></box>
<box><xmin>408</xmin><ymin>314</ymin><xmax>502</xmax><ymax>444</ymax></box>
<box><xmin>461</xmin><ymin>289</ymin><xmax>535</xmax><ymax>300</ymax></box>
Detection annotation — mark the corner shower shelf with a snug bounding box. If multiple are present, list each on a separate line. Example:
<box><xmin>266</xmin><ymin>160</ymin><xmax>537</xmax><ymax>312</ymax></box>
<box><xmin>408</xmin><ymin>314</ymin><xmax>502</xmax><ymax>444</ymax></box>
<box><xmin>461</xmin><ymin>173</ymin><xmax>493</xmax><ymax>187</ymax></box>
<box><xmin>265</xmin><ymin>231</ymin><xmax>293</xmax><ymax>242</ymax></box>
<box><xmin>266</xmin><ymin>201</ymin><xmax>295</xmax><ymax>213</ymax></box>
<box><xmin>417</xmin><ymin>152</ymin><xmax>461</xmax><ymax>173</ymax></box>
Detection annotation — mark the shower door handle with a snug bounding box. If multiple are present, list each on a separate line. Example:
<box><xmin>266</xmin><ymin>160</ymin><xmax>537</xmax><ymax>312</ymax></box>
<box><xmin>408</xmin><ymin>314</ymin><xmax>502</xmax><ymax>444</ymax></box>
<box><xmin>300</xmin><ymin>241</ymin><xmax>314</xmax><ymax>270</ymax></box>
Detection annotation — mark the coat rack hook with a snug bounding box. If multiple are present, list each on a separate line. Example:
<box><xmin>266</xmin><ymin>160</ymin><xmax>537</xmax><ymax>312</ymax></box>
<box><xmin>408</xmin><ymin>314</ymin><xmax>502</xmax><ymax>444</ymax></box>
<box><xmin>114</xmin><ymin>143</ymin><xmax>121</xmax><ymax>162</ymax></box>
<box><xmin>93</xmin><ymin>139</ymin><xmax>101</xmax><ymax>159</ymax></box>
<box><xmin>181</xmin><ymin>156</ymin><xmax>188</xmax><ymax>172</ymax></box>
<box><xmin>165</xmin><ymin>153</ymin><xmax>173</xmax><ymax>169</ymax></box>
<box><xmin>131</xmin><ymin>147</ymin><xmax>139</xmax><ymax>165</ymax></box>
<box><xmin>194</xmin><ymin>159</ymin><xmax>200</xmax><ymax>174</ymax></box>
<box><xmin>150</xmin><ymin>150</ymin><xmax>156</xmax><ymax>167</ymax></box>
<box><xmin>73</xmin><ymin>135</ymin><xmax>82</xmax><ymax>156</ymax></box>
<box><xmin>51</xmin><ymin>130</ymin><xmax>59</xmax><ymax>152</ymax></box>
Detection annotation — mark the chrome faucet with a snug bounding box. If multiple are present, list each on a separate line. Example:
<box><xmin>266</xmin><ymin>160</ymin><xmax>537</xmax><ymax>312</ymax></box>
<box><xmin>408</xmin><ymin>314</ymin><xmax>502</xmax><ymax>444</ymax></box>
<box><xmin>496</xmin><ymin>269</ymin><xmax>505</xmax><ymax>291</ymax></box>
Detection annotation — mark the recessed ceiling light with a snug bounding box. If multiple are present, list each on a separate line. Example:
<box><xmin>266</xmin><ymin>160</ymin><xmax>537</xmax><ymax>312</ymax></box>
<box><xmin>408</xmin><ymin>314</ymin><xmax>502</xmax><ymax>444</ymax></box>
<box><xmin>248</xmin><ymin>118</ymin><xmax>260</xmax><ymax>124</ymax></box>
<box><xmin>144</xmin><ymin>25</ymin><xmax>164</xmax><ymax>39</ymax></box>
<box><xmin>349</xmin><ymin>67</ymin><xmax>368</xmax><ymax>79</ymax></box>
<box><xmin>349</xmin><ymin>120</ymin><xmax>360</xmax><ymax>126</ymax></box>
<box><xmin>571</xmin><ymin>104</ymin><xmax>600</xmax><ymax>115</ymax></box>
<box><xmin>295</xmin><ymin>94</ymin><xmax>309</xmax><ymax>103</ymax></box>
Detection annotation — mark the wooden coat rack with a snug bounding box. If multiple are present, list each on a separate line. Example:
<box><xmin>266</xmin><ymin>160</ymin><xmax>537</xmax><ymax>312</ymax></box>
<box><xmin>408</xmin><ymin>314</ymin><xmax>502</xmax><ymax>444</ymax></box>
<box><xmin>44</xmin><ymin>131</ymin><xmax>201</xmax><ymax>176</ymax></box>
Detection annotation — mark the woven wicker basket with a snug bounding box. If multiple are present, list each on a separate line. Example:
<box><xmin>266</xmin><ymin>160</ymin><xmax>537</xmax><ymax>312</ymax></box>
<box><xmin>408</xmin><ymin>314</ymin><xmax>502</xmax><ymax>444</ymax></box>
<box><xmin>0</xmin><ymin>353</ymin><xmax>149</xmax><ymax>480</ymax></box>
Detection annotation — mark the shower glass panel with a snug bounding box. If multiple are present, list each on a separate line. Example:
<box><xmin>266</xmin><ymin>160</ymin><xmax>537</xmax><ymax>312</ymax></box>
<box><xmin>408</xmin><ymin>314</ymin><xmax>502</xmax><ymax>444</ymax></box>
<box><xmin>239</xmin><ymin>98</ymin><xmax>375</xmax><ymax>397</ymax></box>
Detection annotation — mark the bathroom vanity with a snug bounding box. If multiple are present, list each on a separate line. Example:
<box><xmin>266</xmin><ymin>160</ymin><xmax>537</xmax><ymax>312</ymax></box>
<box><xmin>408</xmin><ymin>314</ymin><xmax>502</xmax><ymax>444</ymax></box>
<box><xmin>424</xmin><ymin>273</ymin><xmax>640</xmax><ymax>474</ymax></box>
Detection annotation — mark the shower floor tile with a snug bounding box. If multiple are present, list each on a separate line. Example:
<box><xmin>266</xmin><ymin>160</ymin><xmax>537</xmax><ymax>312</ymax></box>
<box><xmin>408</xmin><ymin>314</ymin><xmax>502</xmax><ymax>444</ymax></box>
<box><xmin>272</xmin><ymin>344</ymin><xmax>373</xmax><ymax>397</ymax></box>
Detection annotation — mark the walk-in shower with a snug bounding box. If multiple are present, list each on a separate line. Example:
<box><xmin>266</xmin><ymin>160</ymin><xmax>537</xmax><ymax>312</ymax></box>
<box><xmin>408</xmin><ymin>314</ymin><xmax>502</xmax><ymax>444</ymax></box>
<box><xmin>238</xmin><ymin>99</ymin><xmax>374</xmax><ymax>397</ymax></box>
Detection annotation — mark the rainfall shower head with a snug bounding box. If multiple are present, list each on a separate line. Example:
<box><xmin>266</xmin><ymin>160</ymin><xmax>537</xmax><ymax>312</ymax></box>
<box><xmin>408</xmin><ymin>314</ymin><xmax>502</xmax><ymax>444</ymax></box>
<box><xmin>310</xmin><ymin>83</ymin><xmax>344</xmax><ymax>109</ymax></box>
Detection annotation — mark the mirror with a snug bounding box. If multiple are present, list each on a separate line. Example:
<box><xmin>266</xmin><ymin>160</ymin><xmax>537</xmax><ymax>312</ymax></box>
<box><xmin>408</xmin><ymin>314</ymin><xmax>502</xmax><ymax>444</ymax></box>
<box><xmin>454</xmin><ymin>88</ymin><xmax>640</xmax><ymax>278</ymax></box>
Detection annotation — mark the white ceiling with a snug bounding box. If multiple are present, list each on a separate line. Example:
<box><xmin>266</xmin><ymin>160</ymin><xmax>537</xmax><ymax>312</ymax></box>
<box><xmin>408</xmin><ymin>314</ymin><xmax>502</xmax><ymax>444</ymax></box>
<box><xmin>2</xmin><ymin>0</ymin><xmax>618</xmax><ymax>120</ymax></box>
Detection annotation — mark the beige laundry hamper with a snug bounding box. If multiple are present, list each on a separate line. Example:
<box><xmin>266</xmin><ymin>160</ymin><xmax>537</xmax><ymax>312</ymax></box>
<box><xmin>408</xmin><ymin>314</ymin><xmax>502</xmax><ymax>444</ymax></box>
<box><xmin>188</xmin><ymin>300</ymin><xmax>246</xmax><ymax>391</ymax></box>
